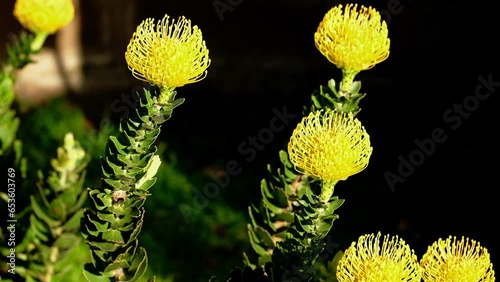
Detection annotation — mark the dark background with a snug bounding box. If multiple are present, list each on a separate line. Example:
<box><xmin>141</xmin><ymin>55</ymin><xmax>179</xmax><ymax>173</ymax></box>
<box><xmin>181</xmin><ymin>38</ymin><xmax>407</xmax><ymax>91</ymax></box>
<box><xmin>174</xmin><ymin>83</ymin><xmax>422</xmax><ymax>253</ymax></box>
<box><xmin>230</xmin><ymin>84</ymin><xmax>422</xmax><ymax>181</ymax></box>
<box><xmin>2</xmin><ymin>0</ymin><xmax>499</xmax><ymax>277</ymax></box>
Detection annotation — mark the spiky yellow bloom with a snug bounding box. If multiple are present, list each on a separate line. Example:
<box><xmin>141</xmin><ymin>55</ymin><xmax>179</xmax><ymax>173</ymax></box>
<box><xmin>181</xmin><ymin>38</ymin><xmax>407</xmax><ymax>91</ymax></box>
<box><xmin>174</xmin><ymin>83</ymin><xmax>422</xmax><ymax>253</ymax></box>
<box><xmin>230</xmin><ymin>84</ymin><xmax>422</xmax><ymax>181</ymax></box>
<box><xmin>314</xmin><ymin>3</ymin><xmax>390</xmax><ymax>72</ymax></box>
<box><xmin>420</xmin><ymin>236</ymin><xmax>495</xmax><ymax>282</ymax></box>
<box><xmin>336</xmin><ymin>232</ymin><xmax>421</xmax><ymax>282</ymax></box>
<box><xmin>287</xmin><ymin>109</ymin><xmax>372</xmax><ymax>182</ymax></box>
<box><xmin>125</xmin><ymin>14</ymin><xmax>210</xmax><ymax>91</ymax></box>
<box><xmin>13</xmin><ymin>0</ymin><xmax>74</xmax><ymax>34</ymax></box>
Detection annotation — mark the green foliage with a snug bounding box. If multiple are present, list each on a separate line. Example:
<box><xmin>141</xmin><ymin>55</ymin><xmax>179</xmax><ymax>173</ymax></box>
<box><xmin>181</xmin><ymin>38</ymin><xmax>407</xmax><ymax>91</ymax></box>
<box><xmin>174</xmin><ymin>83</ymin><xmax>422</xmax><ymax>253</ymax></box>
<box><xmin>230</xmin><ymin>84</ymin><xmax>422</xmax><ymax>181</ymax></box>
<box><xmin>0</xmin><ymin>30</ymin><xmax>38</xmax><ymax>156</ymax></box>
<box><xmin>81</xmin><ymin>86</ymin><xmax>184</xmax><ymax>281</ymax></box>
<box><xmin>0</xmin><ymin>70</ymin><xmax>19</xmax><ymax>156</ymax></box>
<box><xmin>306</xmin><ymin>78</ymin><xmax>365</xmax><ymax>116</ymax></box>
<box><xmin>243</xmin><ymin>150</ymin><xmax>307</xmax><ymax>269</ymax></box>
<box><xmin>314</xmin><ymin>250</ymin><xmax>343</xmax><ymax>282</ymax></box>
<box><xmin>271</xmin><ymin>187</ymin><xmax>344</xmax><ymax>281</ymax></box>
<box><xmin>5</xmin><ymin>32</ymin><xmax>36</xmax><ymax>70</ymax></box>
<box><xmin>1</xmin><ymin>92</ymin><xmax>250</xmax><ymax>281</ymax></box>
<box><xmin>221</xmin><ymin>183</ymin><xmax>344</xmax><ymax>281</ymax></box>
<box><xmin>217</xmin><ymin>78</ymin><xmax>365</xmax><ymax>281</ymax></box>
<box><xmin>2</xmin><ymin>133</ymin><xmax>92</xmax><ymax>281</ymax></box>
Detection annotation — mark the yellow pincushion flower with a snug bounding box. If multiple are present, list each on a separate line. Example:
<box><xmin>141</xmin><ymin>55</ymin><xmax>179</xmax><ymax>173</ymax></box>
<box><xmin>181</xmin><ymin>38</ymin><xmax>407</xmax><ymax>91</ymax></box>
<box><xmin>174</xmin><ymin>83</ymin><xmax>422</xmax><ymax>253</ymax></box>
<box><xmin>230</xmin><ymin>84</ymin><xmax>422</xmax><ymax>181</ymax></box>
<box><xmin>13</xmin><ymin>0</ymin><xmax>75</xmax><ymax>34</ymax></box>
<box><xmin>420</xmin><ymin>236</ymin><xmax>495</xmax><ymax>282</ymax></box>
<box><xmin>336</xmin><ymin>232</ymin><xmax>422</xmax><ymax>282</ymax></box>
<box><xmin>314</xmin><ymin>3</ymin><xmax>390</xmax><ymax>72</ymax></box>
<box><xmin>125</xmin><ymin>14</ymin><xmax>210</xmax><ymax>91</ymax></box>
<box><xmin>287</xmin><ymin>109</ymin><xmax>372</xmax><ymax>182</ymax></box>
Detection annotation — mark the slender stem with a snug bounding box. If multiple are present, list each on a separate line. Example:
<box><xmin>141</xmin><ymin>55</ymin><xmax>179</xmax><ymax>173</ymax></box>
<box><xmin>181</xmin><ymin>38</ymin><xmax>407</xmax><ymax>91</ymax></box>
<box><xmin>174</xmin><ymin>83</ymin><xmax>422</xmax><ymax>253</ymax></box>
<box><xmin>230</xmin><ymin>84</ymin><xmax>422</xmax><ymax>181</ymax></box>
<box><xmin>320</xmin><ymin>180</ymin><xmax>338</xmax><ymax>203</ymax></box>
<box><xmin>339</xmin><ymin>69</ymin><xmax>359</xmax><ymax>96</ymax></box>
<box><xmin>31</xmin><ymin>31</ymin><xmax>49</xmax><ymax>52</ymax></box>
<box><xmin>158</xmin><ymin>86</ymin><xmax>176</xmax><ymax>103</ymax></box>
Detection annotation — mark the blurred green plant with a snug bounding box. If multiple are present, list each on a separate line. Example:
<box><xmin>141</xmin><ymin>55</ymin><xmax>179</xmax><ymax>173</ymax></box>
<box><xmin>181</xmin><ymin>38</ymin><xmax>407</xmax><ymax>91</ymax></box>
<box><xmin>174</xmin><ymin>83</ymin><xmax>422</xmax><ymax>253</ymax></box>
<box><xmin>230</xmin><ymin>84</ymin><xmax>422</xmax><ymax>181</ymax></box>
<box><xmin>6</xmin><ymin>133</ymin><xmax>92</xmax><ymax>282</ymax></box>
<box><xmin>243</xmin><ymin>150</ymin><xmax>307</xmax><ymax>268</ymax></box>
<box><xmin>18</xmin><ymin>97</ymin><xmax>115</xmax><ymax>186</ymax></box>
<box><xmin>0</xmin><ymin>31</ymin><xmax>35</xmax><ymax>160</ymax></box>
<box><xmin>0</xmin><ymin>3</ymin><xmax>76</xmax><ymax>279</ymax></box>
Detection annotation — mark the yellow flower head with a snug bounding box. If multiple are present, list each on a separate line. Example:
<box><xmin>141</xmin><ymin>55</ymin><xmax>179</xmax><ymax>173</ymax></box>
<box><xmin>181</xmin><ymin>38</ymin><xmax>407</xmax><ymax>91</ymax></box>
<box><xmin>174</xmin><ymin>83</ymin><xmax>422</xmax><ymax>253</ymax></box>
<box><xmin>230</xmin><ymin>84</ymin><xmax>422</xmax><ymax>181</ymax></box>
<box><xmin>314</xmin><ymin>3</ymin><xmax>390</xmax><ymax>72</ymax></box>
<box><xmin>13</xmin><ymin>0</ymin><xmax>75</xmax><ymax>34</ymax></box>
<box><xmin>287</xmin><ymin>109</ymin><xmax>372</xmax><ymax>182</ymax></box>
<box><xmin>420</xmin><ymin>236</ymin><xmax>495</xmax><ymax>282</ymax></box>
<box><xmin>336</xmin><ymin>232</ymin><xmax>422</xmax><ymax>282</ymax></box>
<box><xmin>125</xmin><ymin>14</ymin><xmax>210</xmax><ymax>90</ymax></box>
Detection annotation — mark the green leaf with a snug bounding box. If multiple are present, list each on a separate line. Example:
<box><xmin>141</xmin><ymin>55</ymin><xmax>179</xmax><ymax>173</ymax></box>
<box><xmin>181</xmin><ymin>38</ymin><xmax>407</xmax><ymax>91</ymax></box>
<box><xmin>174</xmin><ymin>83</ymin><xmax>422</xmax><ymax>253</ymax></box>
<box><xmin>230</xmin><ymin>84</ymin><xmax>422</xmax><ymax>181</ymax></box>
<box><xmin>108</xmin><ymin>204</ymin><xmax>141</xmax><ymax>217</ymax></box>
<box><xmin>102</xmin><ymin>229</ymin><xmax>125</xmax><ymax>244</ymax></box>
<box><xmin>261</xmin><ymin>178</ymin><xmax>274</xmax><ymax>199</ymax></box>
<box><xmin>104</xmin><ymin>258</ymin><xmax>130</xmax><ymax>273</ymax></box>
<box><xmin>274</xmin><ymin>187</ymin><xmax>289</xmax><ymax>209</ymax></box>
<box><xmin>87</xmin><ymin>190</ymin><xmax>111</xmax><ymax>210</ymax></box>
<box><xmin>125</xmin><ymin>213</ymin><xmax>144</xmax><ymax>245</ymax></box>
<box><xmin>85</xmin><ymin>213</ymin><xmax>109</xmax><ymax>232</ymax></box>
<box><xmin>29</xmin><ymin>215</ymin><xmax>49</xmax><ymax>242</ymax></box>
<box><xmin>295</xmin><ymin>214</ymin><xmax>314</xmax><ymax>233</ymax></box>
<box><xmin>278</xmin><ymin>150</ymin><xmax>292</xmax><ymax>168</ymax></box>
<box><xmin>67</xmin><ymin>188</ymin><xmax>89</xmax><ymax>214</ymax></box>
<box><xmin>103</xmin><ymin>178</ymin><xmax>126</xmax><ymax>190</ymax></box>
<box><xmin>83</xmin><ymin>268</ymin><xmax>114</xmax><ymax>282</ymax></box>
<box><xmin>254</xmin><ymin>226</ymin><xmax>275</xmax><ymax>248</ymax></box>
<box><xmin>108</xmin><ymin>136</ymin><xmax>128</xmax><ymax>155</ymax></box>
<box><xmin>53</xmin><ymin>233</ymin><xmax>81</xmax><ymax>250</ymax></box>
<box><xmin>247</xmin><ymin>226</ymin><xmax>268</xmax><ymax>256</ymax></box>
<box><xmin>87</xmin><ymin>240</ymin><xmax>118</xmax><ymax>253</ymax></box>
<box><xmin>96</xmin><ymin>192</ymin><xmax>114</xmax><ymax>209</ymax></box>
<box><xmin>248</xmin><ymin>206</ymin><xmax>259</xmax><ymax>227</ymax></box>
<box><xmin>62</xmin><ymin>209</ymin><xmax>84</xmax><ymax>232</ymax></box>
<box><xmin>316</xmin><ymin>214</ymin><xmax>339</xmax><ymax>234</ymax></box>
<box><xmin>261</xmin><ymin>195</ymin><xmax>286</xmax><ymax>215</ymax></box>
<box><xmin>49</xmin><ymin>197</ymin><xmax>68</xmax><ymax>221</ymax></box>
<box><xmin>135</xmin><ymin>155</ymin><xmax>161</xmax><ymax>189</ymax></box>
<box><xmin>274</xmin><ymin>212</ymin><xmax>294</xmax><ymax>225</ymax></box>
<box><xmin>257</xmin><ymin>254</ymin><xmax>272</xmax><ymax>268</ymax></box>
<box><xmin>124</xmin><ymin>246</ymin><xmax>149</xmax><ymax>282</ymax></box>
<box><xmin>104</xmin><ymin>155</ymin><xmax>128</xmax><ymax>176</ymax></box>
<box><xmin>283</xmin><ymin>166</ymin><xmax>298</xmax><ymax>183</ymax></box>
<box><xmin>30</xmin><ymin>196</ymin><xmax>59</xmax><ymax>227</ymax></box>
<box><xmin>325</xmin><ymin>197</ymin><xmax>344</xmax><ymax>214</ymax></box>
<box><xmin>349</xmin><ymin>80</ymin><xmax>361</xmax><ymax>95</ymax></box>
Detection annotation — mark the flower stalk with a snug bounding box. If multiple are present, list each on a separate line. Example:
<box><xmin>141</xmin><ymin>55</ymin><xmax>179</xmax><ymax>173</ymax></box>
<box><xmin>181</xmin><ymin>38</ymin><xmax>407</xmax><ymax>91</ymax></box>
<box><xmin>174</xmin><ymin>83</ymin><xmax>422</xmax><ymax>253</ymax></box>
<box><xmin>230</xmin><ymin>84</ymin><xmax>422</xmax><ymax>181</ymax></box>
<box><xmin>81</xmin><ymin>86</ymin><xmax>183</xmax><ymax>281</ymax></box>
<box><xmin>81</xmin><ymin>13</ymin><xmax>210</xmax><ymax>281</ymax></box>
<box><xmin>243</xmin><ymin>150</ymin><xmax>309</xmax><ymax>269</ymax></box>
<box><xmin>319</xmin><ymin>180</ymin><xmax>338</xmax><ymax>203</ymax></box>
<box><xmin>311</xmin><ymin>3</ymin><xmax>390</xmax><ymax>115</ymax></box>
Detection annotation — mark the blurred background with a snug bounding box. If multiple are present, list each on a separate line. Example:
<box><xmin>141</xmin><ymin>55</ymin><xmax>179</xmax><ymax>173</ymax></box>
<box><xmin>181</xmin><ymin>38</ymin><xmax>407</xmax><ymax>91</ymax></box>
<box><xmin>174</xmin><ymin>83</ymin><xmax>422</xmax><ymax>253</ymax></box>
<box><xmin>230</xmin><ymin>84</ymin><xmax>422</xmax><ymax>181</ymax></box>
<box><xmin>1</xmin><ymin>0</ymin><xmax>499</xmax><ymax>281</ymax></box>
